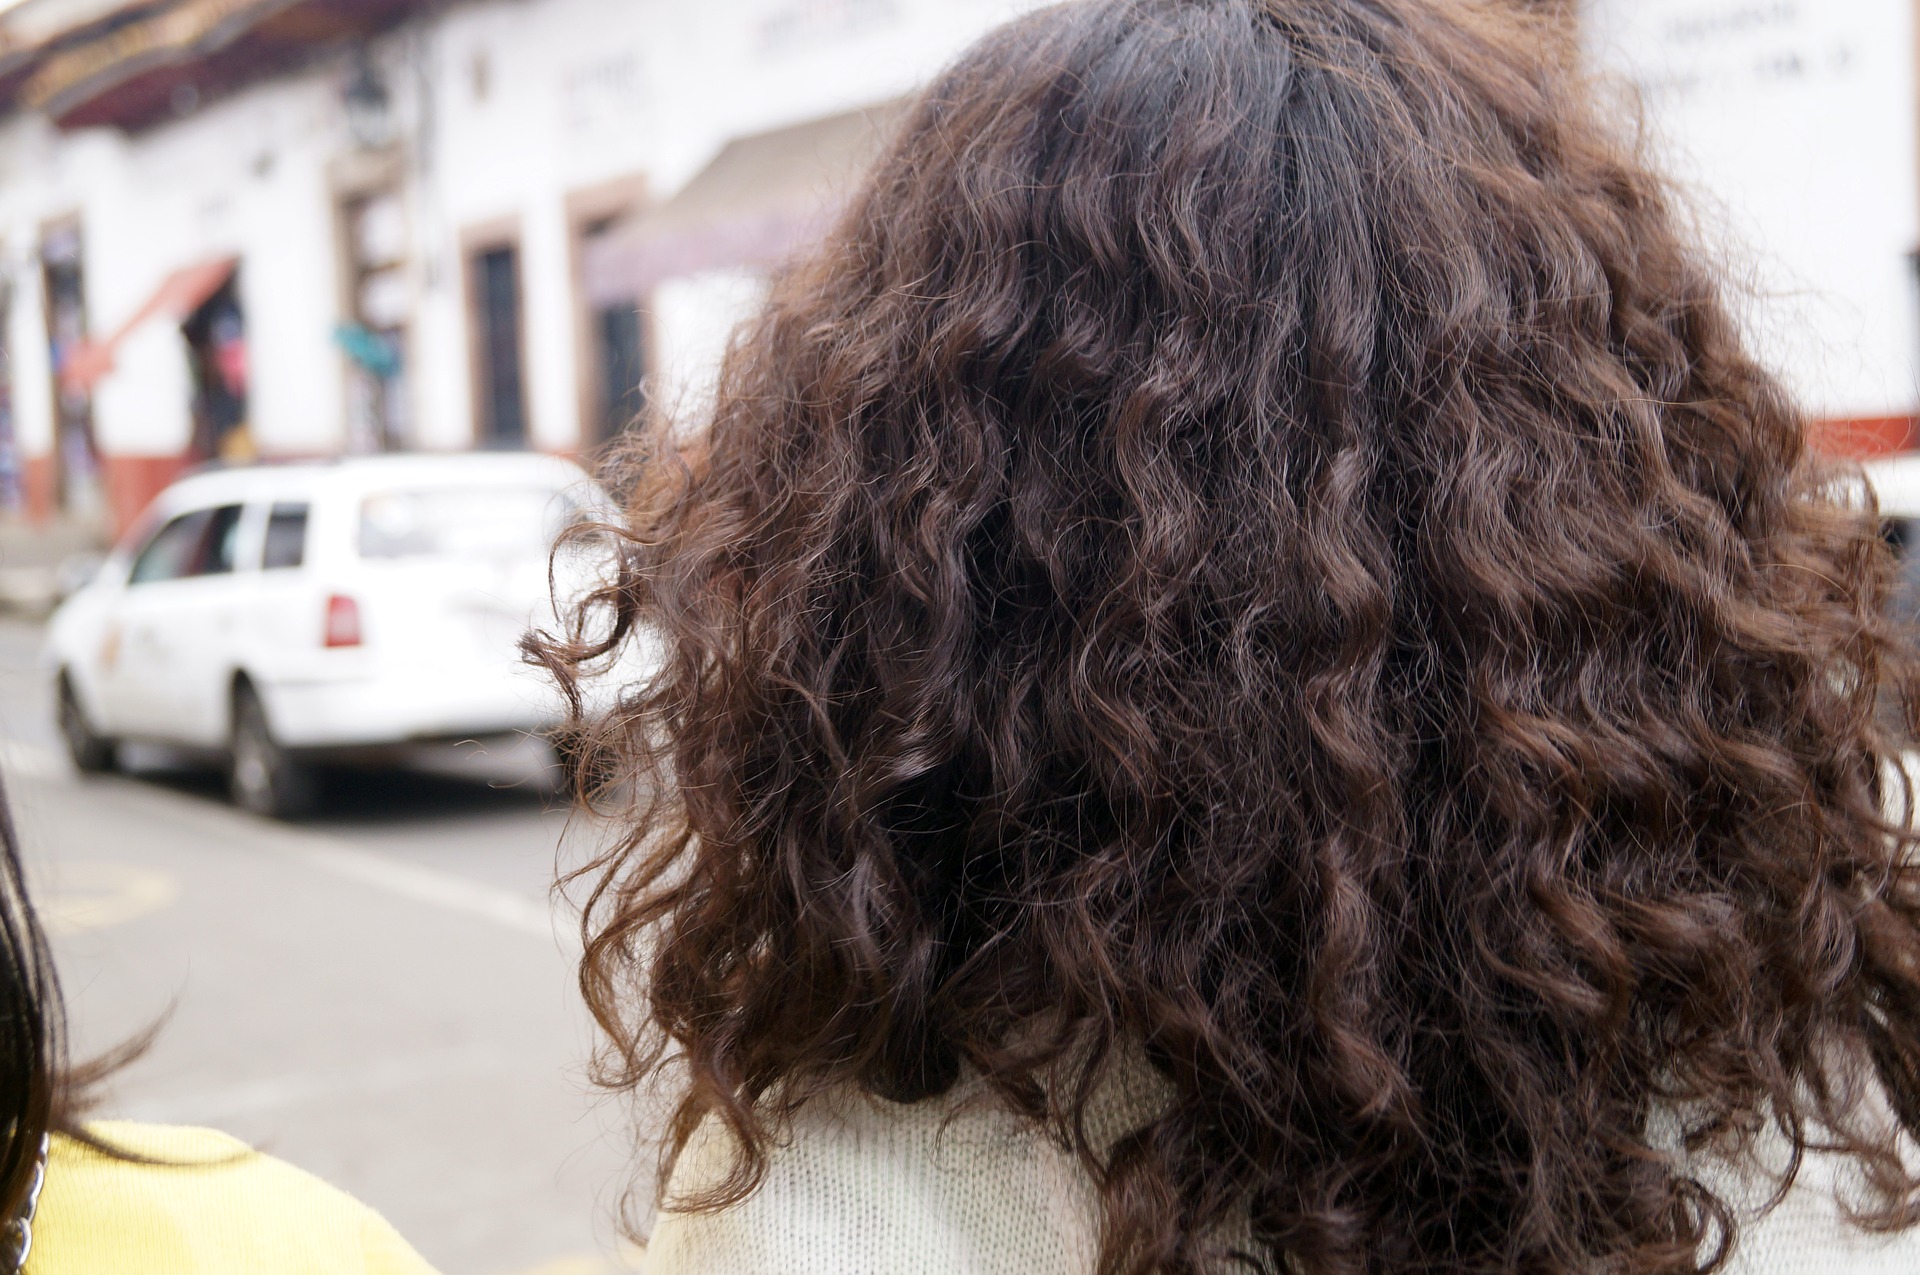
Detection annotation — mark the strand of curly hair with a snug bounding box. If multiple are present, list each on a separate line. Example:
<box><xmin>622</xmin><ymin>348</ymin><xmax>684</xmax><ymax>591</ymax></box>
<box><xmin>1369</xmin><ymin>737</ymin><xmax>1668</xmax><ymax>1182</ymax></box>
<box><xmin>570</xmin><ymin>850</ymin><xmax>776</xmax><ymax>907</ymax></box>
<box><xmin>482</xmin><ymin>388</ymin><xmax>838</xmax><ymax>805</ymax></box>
<box><xmin>529</xmin><ymin>1</ymin><xmax>1920</xmax><ymax>1271</ymax></box>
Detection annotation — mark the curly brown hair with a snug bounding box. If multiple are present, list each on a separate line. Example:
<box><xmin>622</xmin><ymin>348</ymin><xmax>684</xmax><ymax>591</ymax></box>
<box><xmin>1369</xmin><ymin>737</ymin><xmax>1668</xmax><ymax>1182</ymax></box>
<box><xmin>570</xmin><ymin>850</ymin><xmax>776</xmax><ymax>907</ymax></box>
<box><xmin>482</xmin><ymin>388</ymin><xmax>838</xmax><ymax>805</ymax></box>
<box><xmin>533</xmin><ymin>1</ymin><xmax>1920</xmax><ymax>1271</ymax></box>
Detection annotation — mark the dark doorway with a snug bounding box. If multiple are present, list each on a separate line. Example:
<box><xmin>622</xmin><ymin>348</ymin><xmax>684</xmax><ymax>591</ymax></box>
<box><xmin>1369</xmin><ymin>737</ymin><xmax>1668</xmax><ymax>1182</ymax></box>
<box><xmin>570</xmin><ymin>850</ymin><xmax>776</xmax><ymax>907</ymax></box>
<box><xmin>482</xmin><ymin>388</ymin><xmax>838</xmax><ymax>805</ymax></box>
<box><xmin>470</xmin><ymin>244</ymin><xmax>527</xmax><ymax>448</ymax></box>
<box><xmin>182</xmin><ymin>273</ymin><xmax>249</xmax><ymax>462</ymax></box>
<box><xmin>40</xmin><ymin>222</ymin><xmax>100</xmax><ymax>515</ymax></box>
<box><xmin>593</xmin><ymin>300</ymin><xmax>645</xmax><ymax>440</ymax></box>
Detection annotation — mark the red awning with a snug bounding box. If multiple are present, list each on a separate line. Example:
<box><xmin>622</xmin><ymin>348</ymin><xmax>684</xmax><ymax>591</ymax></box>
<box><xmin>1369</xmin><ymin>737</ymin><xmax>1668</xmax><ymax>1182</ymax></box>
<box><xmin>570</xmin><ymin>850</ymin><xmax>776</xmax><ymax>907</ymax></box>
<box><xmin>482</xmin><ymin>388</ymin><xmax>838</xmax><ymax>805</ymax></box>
<box><xmin>60</xmin><ymin>255</ymin><xmax>236</xmax><ymax>393</ymax></box>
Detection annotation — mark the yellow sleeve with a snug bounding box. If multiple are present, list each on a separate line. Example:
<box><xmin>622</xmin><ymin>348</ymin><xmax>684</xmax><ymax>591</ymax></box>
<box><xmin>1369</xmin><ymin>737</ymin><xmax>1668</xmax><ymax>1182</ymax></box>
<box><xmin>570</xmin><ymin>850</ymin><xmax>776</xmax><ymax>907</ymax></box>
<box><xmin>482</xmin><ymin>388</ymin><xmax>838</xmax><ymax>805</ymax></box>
<box><xmin>32</xmin><ymin>1123</ymin><xmax>446</xmax><ymax>1275</ymax></box>
<box><xmin>360</xmin><ymin>1209</ymin><xmax>441</xmax><ymax>1275</ymax></box>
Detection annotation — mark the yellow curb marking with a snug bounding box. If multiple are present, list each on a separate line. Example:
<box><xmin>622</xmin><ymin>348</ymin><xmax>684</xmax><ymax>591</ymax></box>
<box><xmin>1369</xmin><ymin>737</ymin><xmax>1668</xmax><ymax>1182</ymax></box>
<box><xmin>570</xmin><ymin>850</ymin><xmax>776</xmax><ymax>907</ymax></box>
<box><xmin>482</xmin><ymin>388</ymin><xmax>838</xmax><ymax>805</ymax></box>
<box><xmin>38</xmin><ymin>861</ymin><xmax>181</xmax><ymax>935</ymax></box>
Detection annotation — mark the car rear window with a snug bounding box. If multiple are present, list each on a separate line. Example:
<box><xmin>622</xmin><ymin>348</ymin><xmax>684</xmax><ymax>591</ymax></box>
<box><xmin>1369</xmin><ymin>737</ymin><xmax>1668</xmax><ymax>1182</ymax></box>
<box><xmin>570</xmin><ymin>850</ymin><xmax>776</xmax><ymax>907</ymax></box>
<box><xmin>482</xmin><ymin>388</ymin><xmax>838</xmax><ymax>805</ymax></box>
<box><xmin>357</xmin><ymin>486</ymin><xmax>577</xmax><ymax>560</ymax></box>
<box><xmin>263</xmin><ymin>503</ymin><xmax>309</xmax><ymax>570</ymax></box>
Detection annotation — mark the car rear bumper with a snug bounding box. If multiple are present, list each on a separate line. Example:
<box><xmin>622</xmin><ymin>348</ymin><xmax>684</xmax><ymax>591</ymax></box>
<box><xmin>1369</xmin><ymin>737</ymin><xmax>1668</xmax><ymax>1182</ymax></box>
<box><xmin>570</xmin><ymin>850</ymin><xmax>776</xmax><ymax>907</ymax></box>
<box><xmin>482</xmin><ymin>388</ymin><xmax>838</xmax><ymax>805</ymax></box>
<box><xmin>259</xmin><ymin>665</ymin><xmax>562</xmax><ymax>748</ymax></box>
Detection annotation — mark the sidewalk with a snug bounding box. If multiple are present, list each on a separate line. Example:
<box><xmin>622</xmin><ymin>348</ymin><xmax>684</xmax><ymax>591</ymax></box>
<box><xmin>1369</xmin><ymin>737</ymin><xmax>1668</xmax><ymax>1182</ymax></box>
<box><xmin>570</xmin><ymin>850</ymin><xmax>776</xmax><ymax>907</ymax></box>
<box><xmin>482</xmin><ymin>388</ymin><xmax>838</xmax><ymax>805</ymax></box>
<box><xmin>0</xmin><ymin>516</ymin><xmax>108</xmax><ymax>616</ymax></box>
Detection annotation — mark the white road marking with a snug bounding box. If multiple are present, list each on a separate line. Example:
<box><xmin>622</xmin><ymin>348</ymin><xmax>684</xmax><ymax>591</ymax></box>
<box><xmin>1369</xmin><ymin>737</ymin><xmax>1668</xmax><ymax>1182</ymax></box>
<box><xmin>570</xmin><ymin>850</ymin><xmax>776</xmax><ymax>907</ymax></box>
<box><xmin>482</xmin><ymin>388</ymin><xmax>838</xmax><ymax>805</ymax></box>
<box><xmin>0</xmin><ymin>737</ymin><xmax>67</xmax><ymax>784</ymax></box>
<box><xmin>121</xmin><ymin>1043</ymin><xmax>519</xmax><ymax>1125</ymax></box>
<box><xmin>244</xmin><ymin>818</ymin><xmax>561</xmax><ymax>939</ymax></box>
<box><xmin>2</xmin><ymin>737</ymin><xmax>576</xmax><ymax>946</ymax></box>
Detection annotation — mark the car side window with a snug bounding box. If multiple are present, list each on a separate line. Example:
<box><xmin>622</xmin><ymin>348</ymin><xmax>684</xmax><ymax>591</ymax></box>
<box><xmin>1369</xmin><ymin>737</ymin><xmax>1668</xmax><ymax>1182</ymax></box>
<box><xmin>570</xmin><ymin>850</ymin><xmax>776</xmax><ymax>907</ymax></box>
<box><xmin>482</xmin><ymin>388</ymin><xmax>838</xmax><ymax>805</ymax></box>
<box><xmin>203</xmin><ymin>505</ymin><xmax>244</xmax><ymax>575</ymax></box>
<box><xmin>129</xmin><ymin>511</ymin><xmax>213</xmax><ymax>585</ymax></box>
<box><xmin>127</xmin><ymin>504</ymin><xmax>245</xmax><ymax>585</ymax></box>
<box><xmin>262</xmin><ymin>503</ymin><xmax>310</xmax><ymax>571</ymax></box>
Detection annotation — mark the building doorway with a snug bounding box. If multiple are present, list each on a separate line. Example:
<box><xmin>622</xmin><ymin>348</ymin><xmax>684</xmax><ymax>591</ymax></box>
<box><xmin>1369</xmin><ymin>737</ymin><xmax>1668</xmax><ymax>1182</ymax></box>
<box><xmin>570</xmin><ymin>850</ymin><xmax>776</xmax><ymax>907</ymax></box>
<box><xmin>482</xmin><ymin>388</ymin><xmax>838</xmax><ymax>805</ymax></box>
<box><xmin>580</xmin><ymin>214</ymin><xmax>647</xmax><ymax>442</ymax></box>
<box><xmin>568</xmin><ymin>177</ymin><xmax>651</xmax><ymax>448</ymax></box>
<box><xmin>40</xmin><ymin>220</ymin><xmax>101</xmax><ymax>516</ymax></box>
<box><xmin>337</xmin><ymin>187</ymin><xmax>410</xmax><ymax>452</ymax></box>
<box><xmin>465</xmin><ymin>231</ymin><xmax>528</xmax><ymax>448</ymax></box>
<box><xmin>592</xmin><ymin>297</ymin><xmax>646</xmax><ymax>438</ymax></box>
<box><xmin>182</xmin><ymin>271</ymin><xmax>250</xmax><ymax>462</ymax></box>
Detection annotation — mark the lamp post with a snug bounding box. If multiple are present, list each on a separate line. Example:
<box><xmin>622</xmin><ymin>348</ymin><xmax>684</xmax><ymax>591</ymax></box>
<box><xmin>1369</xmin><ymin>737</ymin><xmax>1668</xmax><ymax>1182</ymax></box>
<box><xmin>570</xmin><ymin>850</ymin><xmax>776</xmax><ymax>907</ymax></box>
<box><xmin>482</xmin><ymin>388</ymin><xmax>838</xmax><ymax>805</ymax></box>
<box><xmin>343</xmin><ymin>53</ymin><xmax>395</xmax><ymax>151</ymax></box>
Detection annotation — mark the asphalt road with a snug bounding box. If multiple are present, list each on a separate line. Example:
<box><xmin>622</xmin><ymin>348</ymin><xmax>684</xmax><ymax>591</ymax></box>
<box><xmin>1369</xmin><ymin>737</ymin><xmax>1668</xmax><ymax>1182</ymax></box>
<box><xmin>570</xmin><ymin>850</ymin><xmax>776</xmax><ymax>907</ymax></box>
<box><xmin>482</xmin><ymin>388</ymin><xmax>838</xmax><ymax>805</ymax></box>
<box><xmin>0</xmin><ymin>616</ymin><xmax>652</xmax><ymax>1275</ymax></box>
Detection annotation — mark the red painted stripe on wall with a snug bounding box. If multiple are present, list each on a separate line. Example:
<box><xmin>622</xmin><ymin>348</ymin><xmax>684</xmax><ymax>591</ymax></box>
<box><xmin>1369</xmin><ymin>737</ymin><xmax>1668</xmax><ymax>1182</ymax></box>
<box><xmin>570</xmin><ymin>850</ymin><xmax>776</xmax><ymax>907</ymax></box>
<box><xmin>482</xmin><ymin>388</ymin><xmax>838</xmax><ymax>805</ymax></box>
<box><xmin>1813</xmin><ymin>415</ymin><xmax>1919</xmax><ymax>458</ymax></box>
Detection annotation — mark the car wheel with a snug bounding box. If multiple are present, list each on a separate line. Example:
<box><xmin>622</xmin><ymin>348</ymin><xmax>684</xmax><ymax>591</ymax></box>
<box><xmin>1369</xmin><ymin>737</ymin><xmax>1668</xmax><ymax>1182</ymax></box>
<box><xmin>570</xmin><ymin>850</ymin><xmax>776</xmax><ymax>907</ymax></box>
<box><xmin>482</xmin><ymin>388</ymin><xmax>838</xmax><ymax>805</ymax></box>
<box><xmin>57</xmin><ymin>673</ymin><xmax>116</xmax><ymax>774</ymax></box>
<box><xmin>229</xmin><ymin>684</ymin><xmax>316</xmax><ymax>820</ymax></box>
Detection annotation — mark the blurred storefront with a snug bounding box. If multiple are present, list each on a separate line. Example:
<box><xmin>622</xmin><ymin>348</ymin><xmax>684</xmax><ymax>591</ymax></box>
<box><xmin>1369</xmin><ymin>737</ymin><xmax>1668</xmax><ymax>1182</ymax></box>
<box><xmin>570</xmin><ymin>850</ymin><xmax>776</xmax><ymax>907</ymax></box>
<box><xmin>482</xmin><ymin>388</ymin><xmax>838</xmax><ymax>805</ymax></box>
<box><xmin>0</xmin><ymin>0</ymin><xmax>1050</xmax><ymax>534</ymax></box>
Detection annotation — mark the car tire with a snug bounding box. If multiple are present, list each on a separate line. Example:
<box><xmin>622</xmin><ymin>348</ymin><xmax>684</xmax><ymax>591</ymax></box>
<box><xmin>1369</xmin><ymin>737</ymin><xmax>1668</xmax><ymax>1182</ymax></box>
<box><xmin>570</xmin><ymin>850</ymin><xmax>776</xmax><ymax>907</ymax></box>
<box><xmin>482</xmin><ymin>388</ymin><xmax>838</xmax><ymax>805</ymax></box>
<box><xmin>57</xmin><ymin>673</ymin><xmax>117</xmax><ymax>774</ymax></box>
<box><xmin>229</xmin><ymin>684</ymin><xmax>317</xmax><ymax>820</ymax></box>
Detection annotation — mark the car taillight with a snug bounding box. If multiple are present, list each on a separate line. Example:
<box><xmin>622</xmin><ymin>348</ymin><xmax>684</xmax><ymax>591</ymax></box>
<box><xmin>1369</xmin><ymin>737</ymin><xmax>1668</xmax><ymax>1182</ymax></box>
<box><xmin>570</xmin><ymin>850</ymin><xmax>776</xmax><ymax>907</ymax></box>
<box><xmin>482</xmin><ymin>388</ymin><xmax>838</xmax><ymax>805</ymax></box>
<box><xmin>324</xmin><ymin>594</ymin><xmax>363</xmax><ymax>648</ymax></box>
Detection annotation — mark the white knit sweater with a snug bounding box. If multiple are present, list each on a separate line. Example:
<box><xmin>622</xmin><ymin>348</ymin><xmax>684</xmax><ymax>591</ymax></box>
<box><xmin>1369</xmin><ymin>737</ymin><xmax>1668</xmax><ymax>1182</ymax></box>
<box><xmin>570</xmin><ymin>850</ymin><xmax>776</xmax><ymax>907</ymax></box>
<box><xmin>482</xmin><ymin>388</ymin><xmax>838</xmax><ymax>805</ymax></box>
<box><xmin>641</xmin><ymin>1076</ymin><xmax>1920</xmax><ymax>1275</ymax></box>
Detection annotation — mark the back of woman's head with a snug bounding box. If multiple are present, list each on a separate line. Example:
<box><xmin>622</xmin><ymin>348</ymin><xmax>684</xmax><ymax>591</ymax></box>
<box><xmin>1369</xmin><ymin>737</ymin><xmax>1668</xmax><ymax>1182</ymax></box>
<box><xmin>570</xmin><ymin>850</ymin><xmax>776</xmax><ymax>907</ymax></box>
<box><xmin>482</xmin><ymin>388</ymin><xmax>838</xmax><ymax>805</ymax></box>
<box><xmin>543</xmin><ymin>1</ymin><xmax>1920</xmax><ymax>1271</ymax></box>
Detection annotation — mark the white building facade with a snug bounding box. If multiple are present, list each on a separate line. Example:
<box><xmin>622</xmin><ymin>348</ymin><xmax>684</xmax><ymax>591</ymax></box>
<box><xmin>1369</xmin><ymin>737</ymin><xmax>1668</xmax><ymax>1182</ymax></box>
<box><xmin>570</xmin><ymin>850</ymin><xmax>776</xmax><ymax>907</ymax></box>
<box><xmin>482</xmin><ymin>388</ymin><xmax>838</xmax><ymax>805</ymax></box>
<box><xmin>0</xmin><ymin>0</ymin><xmax>1914</xmax><ymax>536</ymax></box>
<box><xmin>0</xmin><ymin>0</ymin><xmax>1048</xmax><ymax>532</ymax></box>
<box><xmin>1583</xmin><ymin>0</ymin><xmax>1920</xmax><ymax>457</ymax></box>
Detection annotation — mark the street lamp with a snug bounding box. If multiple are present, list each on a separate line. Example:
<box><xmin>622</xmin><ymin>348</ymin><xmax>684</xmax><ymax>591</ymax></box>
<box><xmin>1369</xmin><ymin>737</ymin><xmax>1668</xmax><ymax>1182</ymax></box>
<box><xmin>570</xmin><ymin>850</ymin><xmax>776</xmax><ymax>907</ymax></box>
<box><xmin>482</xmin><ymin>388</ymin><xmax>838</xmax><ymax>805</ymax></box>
<box><xmin>343</xmin><ymin>53</ymin><xmax>395</xmax><ymax>151</ymax></box>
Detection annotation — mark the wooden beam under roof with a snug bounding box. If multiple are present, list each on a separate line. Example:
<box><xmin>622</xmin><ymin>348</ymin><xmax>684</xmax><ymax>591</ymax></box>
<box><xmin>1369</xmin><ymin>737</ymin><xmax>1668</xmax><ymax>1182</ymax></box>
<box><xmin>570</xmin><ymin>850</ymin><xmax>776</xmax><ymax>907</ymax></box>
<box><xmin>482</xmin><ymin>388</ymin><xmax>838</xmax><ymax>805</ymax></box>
<box><xmin>10</xmin><ymin>0</ymin><xmax>424</xmax><ymax>131</ymax></box>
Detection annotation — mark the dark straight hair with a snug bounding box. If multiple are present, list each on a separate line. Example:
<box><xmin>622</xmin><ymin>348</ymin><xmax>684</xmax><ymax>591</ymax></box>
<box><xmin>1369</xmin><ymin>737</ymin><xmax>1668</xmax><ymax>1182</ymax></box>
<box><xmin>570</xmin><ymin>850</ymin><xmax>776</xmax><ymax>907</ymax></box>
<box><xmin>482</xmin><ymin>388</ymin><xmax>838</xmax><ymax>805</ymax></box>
<box><xmin>0</xmin><ymin>771</ymin><xmax>61</xmax><ymax>1220</ymax></box>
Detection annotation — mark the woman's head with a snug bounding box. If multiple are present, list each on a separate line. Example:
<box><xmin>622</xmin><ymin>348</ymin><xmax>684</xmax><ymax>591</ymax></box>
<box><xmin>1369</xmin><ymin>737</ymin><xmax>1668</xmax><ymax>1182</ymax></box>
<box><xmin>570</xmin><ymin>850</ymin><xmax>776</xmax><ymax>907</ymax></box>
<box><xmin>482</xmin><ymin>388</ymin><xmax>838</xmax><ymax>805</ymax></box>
<box><xmin>543</xmin><ymin>1</ymin><xmax>1920</xmax><ymax>1271</ymax></box>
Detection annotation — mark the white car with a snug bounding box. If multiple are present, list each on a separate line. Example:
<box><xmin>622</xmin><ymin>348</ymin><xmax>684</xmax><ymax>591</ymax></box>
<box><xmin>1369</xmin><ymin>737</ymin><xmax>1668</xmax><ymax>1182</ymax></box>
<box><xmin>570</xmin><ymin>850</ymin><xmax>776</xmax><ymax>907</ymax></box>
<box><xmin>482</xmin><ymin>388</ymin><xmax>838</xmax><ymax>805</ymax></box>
<box><xmin>47</xmin><ymin>452</ymin><xmax>607</xmax><ymax>817</ymax></box>
<box><xmin>1866</xmin><ymin>454</ymin><xmax>1920</xmax><ymax>586</ymax></box>
<box><xmin>1867</xmin><ymin>453</ymin><xmax>1920</xmax><ymax>524</ymax></box>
